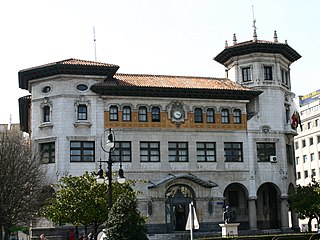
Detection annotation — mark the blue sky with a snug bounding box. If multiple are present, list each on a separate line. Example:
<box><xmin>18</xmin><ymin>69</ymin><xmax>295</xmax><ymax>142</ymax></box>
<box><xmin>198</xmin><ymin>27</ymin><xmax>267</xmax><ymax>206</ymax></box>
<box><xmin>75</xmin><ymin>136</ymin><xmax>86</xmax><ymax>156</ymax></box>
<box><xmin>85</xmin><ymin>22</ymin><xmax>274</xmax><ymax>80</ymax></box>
<box><xmin>1</xmin><ymin>0</ymin><xmax>318</xmax><ymax>123</ymax></box>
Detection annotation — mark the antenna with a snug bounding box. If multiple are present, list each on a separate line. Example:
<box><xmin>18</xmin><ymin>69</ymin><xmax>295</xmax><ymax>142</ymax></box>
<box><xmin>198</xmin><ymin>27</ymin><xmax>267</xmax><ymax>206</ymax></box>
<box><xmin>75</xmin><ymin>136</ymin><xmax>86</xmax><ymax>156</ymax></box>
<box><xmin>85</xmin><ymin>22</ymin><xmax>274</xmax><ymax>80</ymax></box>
<box><xmin>252</xmin><ymin>4</ymin><xmax>257</xmax><ymax>41</ymax></box>
<box><xmin>93</xmin><ymin>26</ymin><xmax>97</xmax><ymax>61</ymax></box>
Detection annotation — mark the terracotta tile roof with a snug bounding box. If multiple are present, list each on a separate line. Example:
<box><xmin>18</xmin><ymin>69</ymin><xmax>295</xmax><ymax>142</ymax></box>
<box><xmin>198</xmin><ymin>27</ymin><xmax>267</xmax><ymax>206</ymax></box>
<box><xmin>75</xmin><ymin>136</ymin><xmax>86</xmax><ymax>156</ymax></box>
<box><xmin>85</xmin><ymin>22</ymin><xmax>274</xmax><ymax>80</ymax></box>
<box><xmin>105</xmin><ymin>73</ymin><xmax>254</xmax><ymax>92</ymax></box>
<box><xmin>21</xmin><ymin>58</ymin><xmax>119</xmax><ymax>71</ymax></box>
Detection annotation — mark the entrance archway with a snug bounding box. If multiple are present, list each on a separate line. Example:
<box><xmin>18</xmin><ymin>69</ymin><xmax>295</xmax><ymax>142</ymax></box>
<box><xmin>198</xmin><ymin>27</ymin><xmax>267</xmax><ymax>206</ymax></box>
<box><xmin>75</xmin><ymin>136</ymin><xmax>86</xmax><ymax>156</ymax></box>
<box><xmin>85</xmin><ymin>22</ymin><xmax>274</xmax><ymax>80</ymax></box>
<box><xmin>165</xmin><ymin>184</ymin><xmax>195</xmax><ymax>232</ymax></box>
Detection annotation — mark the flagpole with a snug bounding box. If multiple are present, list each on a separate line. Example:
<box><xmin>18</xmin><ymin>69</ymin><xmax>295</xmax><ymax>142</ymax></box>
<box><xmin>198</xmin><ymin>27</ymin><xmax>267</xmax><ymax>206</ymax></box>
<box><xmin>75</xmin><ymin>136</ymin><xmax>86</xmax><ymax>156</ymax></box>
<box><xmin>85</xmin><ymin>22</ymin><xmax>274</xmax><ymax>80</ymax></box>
<box><xmin>190</xmin><ymin>202</ymin><xmax>194</xmax><ymax>240</ymax></box>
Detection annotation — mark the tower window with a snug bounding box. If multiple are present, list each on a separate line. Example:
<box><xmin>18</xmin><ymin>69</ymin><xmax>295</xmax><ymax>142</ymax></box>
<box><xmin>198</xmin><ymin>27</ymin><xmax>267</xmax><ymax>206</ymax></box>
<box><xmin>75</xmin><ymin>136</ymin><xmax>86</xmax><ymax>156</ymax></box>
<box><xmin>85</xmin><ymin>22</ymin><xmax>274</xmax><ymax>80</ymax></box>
<box><xmin>242</xmin><ymin>67</ymin><xmax>252</xmax><ymax>82</ymax></box>
<box><xmin>264</xmin><ymin>66</ymin><xmax>273</xmax><ymax>80</ymax></box>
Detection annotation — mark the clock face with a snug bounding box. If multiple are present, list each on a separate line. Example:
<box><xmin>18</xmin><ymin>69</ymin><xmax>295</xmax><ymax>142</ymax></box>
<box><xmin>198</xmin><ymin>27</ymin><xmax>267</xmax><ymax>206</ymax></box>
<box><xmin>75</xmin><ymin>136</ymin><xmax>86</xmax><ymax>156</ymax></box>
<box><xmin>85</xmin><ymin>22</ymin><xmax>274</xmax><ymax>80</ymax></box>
<box><xmin>173</xmin><ymin>110</ymin><xmax>183</xmax><ymax>119</ymax></box>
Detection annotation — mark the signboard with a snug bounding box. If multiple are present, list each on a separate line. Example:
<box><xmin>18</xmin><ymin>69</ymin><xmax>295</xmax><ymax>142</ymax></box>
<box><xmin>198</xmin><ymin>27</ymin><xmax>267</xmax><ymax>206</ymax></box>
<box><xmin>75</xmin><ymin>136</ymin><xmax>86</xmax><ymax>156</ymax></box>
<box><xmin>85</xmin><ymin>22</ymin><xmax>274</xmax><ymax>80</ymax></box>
<box><xmin>300</xmin><ymin>89</ymin><xmax>320</xmax><ymax>106</ymax></box>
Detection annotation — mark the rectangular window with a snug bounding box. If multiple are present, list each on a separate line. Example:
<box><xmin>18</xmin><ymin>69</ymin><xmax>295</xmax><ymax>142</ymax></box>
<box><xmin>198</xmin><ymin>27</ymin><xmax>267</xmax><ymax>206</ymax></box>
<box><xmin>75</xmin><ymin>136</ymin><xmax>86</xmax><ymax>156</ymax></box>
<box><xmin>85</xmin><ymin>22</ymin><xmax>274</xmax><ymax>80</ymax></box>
<box><xmin>70</xmin><ymin>141</ymin><xmax>95</xmax><ymax>162</ymax></box>
<box><xmin>233</xmin><ymin>109</ymin><xmax>241</xmax><ymax>124</ymax></box>
<box><xmin>316</xmin><ymin>119</ymin><xmax>319</xmax><ymax>127</ymax></box>
<box><xmin>312</xmin><ymin>168</ymin><xmax>316</xmax><ymax>177</ymax></box>
<box><xmin>302</xmin><ymin>140</ymin><xmax>306</xmax><ymax>148</ymax></box>
<box><xmin>304</xmin><ymin>170</ymin><xmax>308</xmax><ymax>178</ymax></box>
<box><xmin>138</xmin><ymin>106</ymin><xmax>148</xmax><ymax>122</ymax></box>
<box><xmin>242</xmin><ymin>67</ymin><xmax>251</xmax><ymax>82</ymax></box>
<box><xmin>77</xmin><ymin>104</ymin><xmax>87</xmax><ymax>120</ymax></box>
<box><xmin>310</xmin><ymin>137</ymin><xmax>314</xmax><ymax>146</ymax></box>
<box><xmin>295</xmin><ymin>142</ymin><xmax>299</xmax><ymax>150</ymax></box>
<box><xmin>221</xmin><ymin>109</ymin><xmax>230</xmax><ymax>123</ymax></box>
<box><xmin>318</xmin><ymin>136</ymin><xmax>320</xmax><ymax>144</ymax></box>
<box><xmin>296</xmin><ymin>157</ymin><xmax>299</xmax><ymax>165</ymax></box>
<box><xmin>151</xmin><ymin>107</ymin><xmax>160</xmax><ymax>122</ymax></box>
<box><xmin>113</xmin><ymin>141</ymin><xmax>131</xmax><ymax>162</ymax></box>
<box><xmin>40</xmin><ymin>142</ymin><xmax>55</xmax><ymax>163</ymax></box>
<box><xmin>194</xmin><ymin>108</ymin><xmax>203</xmax><ymax>123</ymax></box>
<box><xmin>122</xmin><ymin>106</ymin><xmax>131</xmax><ymax>122</ymax></box>
<box><xmin>311</xmin><ymin>153</ymin><xmax>315</xmax><ymax>161</ymax></box>
<box><xmin>109</xmin><ymin>106</ymin><xmax>118</xmax><ymax>121</ymax></box>
<box><xmin>303</xmin><ymin>155</ymin><xmax>307</xmax><ymax>163</ymax></box>
<box><xmin>297</xmin><ymin>172</ymin><xmax>301</xmax><ymax>179</ymax></box>
<box><xmin>43</xmin><ymin>106</ymin><xmax>50</xmax><ymax>122</ymax></box>
<box><xmin>206</xmin><ymin>108</ymin><xmax>215</xmax><ymax>123</ymax></box>
<box><xmin>281</xmin><ymin>69</ymin><xmax>289</xmax><ymax>86</ymax></box>
<box><xmin>224</xmin><ymin>142</ymin><xmax>243</xmax><ymax>162</ymax></box>
<box><xmin>197</xmin><ymin>142</ymin><xmax>216</xmax><ymax>162</ymax></box>
<box><xmin>168</xmin><ymin>142</ymin><xmax>188</xmax><ymax>162</ymax></box>
<box><xmin>264</xmin><ymin>66</ymin><xmax>273</xmax><ymax>80</ymax></box>
<box><xmin>257</xmin><ymin>142</ymin><xmax>276</xmax><ymax>162</ymax></box>
<box><xmin>140</xmin><ymin>142</ymin><xmax>160</xmax><ymax>162</ymax></box>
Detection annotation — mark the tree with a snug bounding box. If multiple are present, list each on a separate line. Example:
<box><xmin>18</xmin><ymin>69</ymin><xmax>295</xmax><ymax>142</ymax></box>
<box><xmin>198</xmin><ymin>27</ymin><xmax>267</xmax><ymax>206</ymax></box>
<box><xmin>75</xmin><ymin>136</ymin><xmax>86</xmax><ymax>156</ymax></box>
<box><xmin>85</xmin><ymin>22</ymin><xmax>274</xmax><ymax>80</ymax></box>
<box><xmin>41</xmin><ymin>173</ymin><xmax>134</xmax><ymax>239</ymax></box>
<box><xmin>288</xmin><ymin>180</ymin><xmax>320</xmax><ymax>232</ymax></box>
<box><xmin>0</xmin><ymin>130</ymin><xmax>47</xmax><ymax>240</ymax></box>
<box><xmin>104</xmin><ymin>193</ymin><xmax>148</xmax><ymax>240</ymax></box>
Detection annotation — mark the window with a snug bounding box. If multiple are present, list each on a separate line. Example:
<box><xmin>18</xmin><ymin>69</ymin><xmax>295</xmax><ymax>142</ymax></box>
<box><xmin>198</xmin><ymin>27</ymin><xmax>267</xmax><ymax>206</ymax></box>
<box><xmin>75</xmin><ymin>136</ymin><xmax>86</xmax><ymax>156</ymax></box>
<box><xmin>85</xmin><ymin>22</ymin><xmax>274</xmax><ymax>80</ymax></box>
<box><xmin>311</xmin><ymin>153</ymin><xmax>315</xmax><ymax>161</ymax></box>
<box><xmin>221</xmin><ymin>109</ymin><xmax>230</xmax><ymax>123</ymax></box>
<box><xmin>151</xmin><ymin>107</ymin><xmax>160</xmax><ymax>122</ymax></box>
<box><xmin>70</xmin><ymin>141</ymin><xmax>95</xmax><ymax>162</ymax></box>
<box><xmin>40</xmin><ymin>142</ymin><xmax>55</xmax><ymax>163</ymax></box>
<box><xmin>197</xmin><ymin>142</ymin><xmax>216</xmax><ymax>162</ymax></box>
<box><xmin>43</xmin><ymin>106</ymin><xmax>50</xmax><ymax>122</ymax></box>
<box><xmin>297</xmin><ymin>172</ymin><xmax>301</xmax><ymax>179</ymax></box>
<box><xmin>304</xmin><ymin>170</ymin><xmax>308</xmax><ymax>178</ymax></box>
<box><xmin>109</xmin><ymin>106</ymin><xmax>118</xmax><ymax>121</ymax></box>
<box><xmin>77</xmin><ymin>104</ymin><xmax>87</xmax><ymax>120</ymax></box>
<box><xmin>122</xmin><ymin>106</ymin><xmax>131</xmax><ymax>122</ymax></box>
<box><xmin>303</xmin><ymin>155</ymin><xmax>307</xmax><ymax>163</ymax></box>
<box><xmin>206</xmin><ymin>108</ymin><xmax>215</xmax><ymax>123</ymax></box>
<box><xmin>112</xmin><ymin>142</ymin><xmax>131</xmax><ymax>162</ymax></box>
<box><xmin>309</xmin><ymin>137</ymin><xmax>313</xmax><ymax>146</ymax></box>
<box><xmin>308</xmin><ymin>122</ymin><xmax>311</xmax><ymax>129</ymax></box>
<box><xmin>233</xmin><ymin>109</ymin><xmax>241</xmax><ymax>124</ymax></box>
<box><xmin>138</xmin><ymin>106</ymin><xmax>148</xmax><ymax>122</ymax></box>
<box><xmin>242</xmin><ymin>67</ymin><xmax>251</xmax><ymax>82</ymax></box>
<box><xmin>224</xmin><ymin>142</ymin><xmax>243</xmax><ymax>162</ymax></box>
<box><xmin>312</xmin><ymin>168</ymin><xmax>316</xmax><ymax>177</ymax></box>
<box><xmin>194</xmin><ymin>108</ymin><xmax>203</xmax><ymax>123</ymax></box>
<box><xmin>76</xmin><ymin>84</ymin><xmax>88</xmax><ymax>91</ymax></box>
<box><xmin>302</xmin><ymin>140</ymin><xmax>306</xmax><ymax>148</ymax></box>
<box><xmin>140</xmin><ymin>142</ymin><xmax>160</xmax><ymax>162</ymax></box>
<box><xmin>42</xmin><ymin>86</ymin><xmax>51</xmax><ymax>93</ymax></box>
<box><xmin>264</xmin><ymin>66</ymin><xmax>273</xmax><ymax>80</ymax></box>
<box><xmin>295</xmin><ymin>142</ymin><xmax>299</xmax><ymax>150</ymax></box>
<box><xmin>281</xmin><ymin>69</ymin><xmax>289</xmax><ymax>86</ymax></box>
<box><xmin>318</xmin><ymin>136</ymin><xmax>320</xmax><ymax>144</ymax></box>
<box><xmin>256</xmin><ymin>142</ymin><xmax>276</xmax><ymax>162</ymax></box>
<box><xmin>296</xmin><ymin>157</ymin><xmax>299</xmax><ymax>165</ymax></box>
<box><xmin>316</xmin><ymin>119</ymin><xmax>319</xmax><ymax>127</ymax></box>
<box><xmin>168</xmin><ymin>142</ymin><xmax>188</xmax><ymax>162</ymax></box>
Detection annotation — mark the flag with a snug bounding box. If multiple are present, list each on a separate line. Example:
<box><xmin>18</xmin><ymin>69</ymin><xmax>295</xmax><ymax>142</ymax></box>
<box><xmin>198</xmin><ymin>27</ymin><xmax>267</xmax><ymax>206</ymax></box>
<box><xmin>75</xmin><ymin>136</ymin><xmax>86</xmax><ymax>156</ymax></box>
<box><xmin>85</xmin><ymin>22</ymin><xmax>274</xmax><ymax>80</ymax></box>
<box><xmin>291</xmin><ymin>111</ymin><xmax>302</xmax><ymax>131</ymax></box>
<box><xmin>186</xmin><ymin>202</ymin><xmax>199</xmax><ymax>230</ymax></box>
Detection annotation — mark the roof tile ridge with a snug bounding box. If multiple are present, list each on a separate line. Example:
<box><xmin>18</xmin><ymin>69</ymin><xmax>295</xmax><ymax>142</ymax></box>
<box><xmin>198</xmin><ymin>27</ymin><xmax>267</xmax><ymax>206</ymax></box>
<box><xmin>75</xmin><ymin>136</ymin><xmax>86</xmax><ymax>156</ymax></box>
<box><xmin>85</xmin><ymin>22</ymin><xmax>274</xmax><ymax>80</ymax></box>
<box><xmin>115</xmin><ymin>72</ymin><xmax>228</xmax><ymax>80</ymax></box>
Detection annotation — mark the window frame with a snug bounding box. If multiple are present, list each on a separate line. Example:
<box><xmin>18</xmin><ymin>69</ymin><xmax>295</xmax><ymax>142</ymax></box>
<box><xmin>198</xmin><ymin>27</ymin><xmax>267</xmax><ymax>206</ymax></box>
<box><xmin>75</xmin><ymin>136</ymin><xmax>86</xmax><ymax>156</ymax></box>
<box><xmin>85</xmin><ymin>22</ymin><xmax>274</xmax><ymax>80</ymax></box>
<box><xmin>196</xmin><ymin>142</ymin><xmax>216</xmax><ymax>162</ymax></box>
<box><xmin>194</xmin><ymin>108</ymin><xmax>203</xmax><ymax>123</ymax></box>
<box><xmin>264</xmin><ymin>66</ymin><xmax>273</xmax><ymax>80</ymax></box>
<box><xmin>40</xmin><ymin>142</ymin><xmax>55</xmax><ymax>163</ymax></box>
<box><xmin>70</xmin><ymin>141</ymin><xmax>95</xmax><ymax>162</ymax></box>
<box><xmin>233</xmin><ymin>109</ymin><xmax>241</xmax><ymax>124</ymax></box>
<box><xmin>109</xmin><ymin>106</ymin><xmax>118</xmax><ymax>121</ymax></box>
<box><xmin>140</xmin><ymin>141</ymin><xmax>160</xmax><ymax>162</ymax></box>
<box><xmin>43</xmin><ymin>106</ymin><xmax>51</xmax><ymax>122</ymax></box>
<box><xmin>206</xmin><ymin>108</ymin><xmax>215</xmax><ymax>123</ymax></box>
<box><xmin>224</xmin><ymin>142</ymin><xmax>243</xmax><ymax>162</ymax></box>
<box><xmin>77</xmin><ymin>104</ymin><xmax>88</xmax><ymax>120</ymax></box>
<box><xmin>221</xmin><ymin>109</ymin><xmax>230</xmax><ymax>124</ymax></box>
<box><xmin>122</xmin><ymin>106</ymin><xmax>132</xmax><ymax>122</ymax></box>
<box><xmin>112</xmin><ymin>141</ymin><xmax>132</xmax><ymax>162</ymax></box>
<box><xmin>138</xmin><ymin>106</ymin><xmax>148</xmax><ymax>122</ymax></box>
<box><xmin>151</xmin><ymin>106</ymin><xmax>160</xmax><ymax>122</ymax></box>
<box><xmin>256</xmin><ymin>142</ymin><xmax>276</xmax><ymax>162</ymax></box>
<box><xmin>242</xmin><ymin>67</ymin><xmax>252</xmax><ymax>82</ymax></box>
<box><xmin>168</xmin><ymin>142</ymin><xmax>188</xmax><ymax>162</ymax></box>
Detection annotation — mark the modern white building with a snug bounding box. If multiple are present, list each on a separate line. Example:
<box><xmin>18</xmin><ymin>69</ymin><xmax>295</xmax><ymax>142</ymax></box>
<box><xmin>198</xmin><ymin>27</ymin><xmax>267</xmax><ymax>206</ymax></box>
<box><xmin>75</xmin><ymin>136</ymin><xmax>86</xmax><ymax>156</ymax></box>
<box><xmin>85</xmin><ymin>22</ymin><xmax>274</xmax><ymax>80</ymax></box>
<box><xmin>18</xmin><ymin>30</ymin><xmax>301</xmax><ymax>238</ymax></box>
<box><xmin>294</xmin><ymin>90</ymin><xmax>320</xmax><ymax>232</ymax></box>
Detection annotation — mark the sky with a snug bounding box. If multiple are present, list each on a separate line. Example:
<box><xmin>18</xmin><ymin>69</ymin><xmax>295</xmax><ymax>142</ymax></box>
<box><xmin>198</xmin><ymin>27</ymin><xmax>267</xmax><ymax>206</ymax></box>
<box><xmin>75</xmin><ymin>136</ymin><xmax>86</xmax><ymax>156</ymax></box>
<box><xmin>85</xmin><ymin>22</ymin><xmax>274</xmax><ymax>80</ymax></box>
<box><xmin>0</xmin><ymin>0</ymin><xmax>319</xmax><ymax>124</ymax></box>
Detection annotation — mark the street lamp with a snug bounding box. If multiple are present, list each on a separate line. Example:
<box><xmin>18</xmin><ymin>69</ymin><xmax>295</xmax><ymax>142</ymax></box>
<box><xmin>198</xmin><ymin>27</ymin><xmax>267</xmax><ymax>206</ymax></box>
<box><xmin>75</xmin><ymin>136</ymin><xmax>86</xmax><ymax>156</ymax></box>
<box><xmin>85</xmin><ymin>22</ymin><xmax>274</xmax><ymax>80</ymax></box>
<box><xmin>96</xmin><ymin>128</ymin><xmax>125</xmax><ymax>208</ymax></box>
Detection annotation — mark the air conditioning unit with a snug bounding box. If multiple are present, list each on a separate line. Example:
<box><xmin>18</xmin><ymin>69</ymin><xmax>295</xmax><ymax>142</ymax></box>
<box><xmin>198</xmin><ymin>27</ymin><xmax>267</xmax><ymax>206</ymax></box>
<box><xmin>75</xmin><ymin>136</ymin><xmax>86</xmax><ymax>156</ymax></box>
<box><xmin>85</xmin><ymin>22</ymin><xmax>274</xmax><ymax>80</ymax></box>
<box><xmin>270</xmin><ymin>156</ymin><xmax>277</xmax><ymax>163</ymax></box>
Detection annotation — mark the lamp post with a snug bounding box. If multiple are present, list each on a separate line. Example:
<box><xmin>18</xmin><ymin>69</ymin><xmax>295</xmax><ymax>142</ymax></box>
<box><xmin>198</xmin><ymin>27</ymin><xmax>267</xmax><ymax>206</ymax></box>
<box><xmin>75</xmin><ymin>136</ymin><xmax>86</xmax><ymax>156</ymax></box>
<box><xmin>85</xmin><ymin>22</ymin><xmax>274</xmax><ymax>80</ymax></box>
<box><xmin>96</xmin><ymin>128</ymin><xmax>125</xmax><ymax>208</ymax></box>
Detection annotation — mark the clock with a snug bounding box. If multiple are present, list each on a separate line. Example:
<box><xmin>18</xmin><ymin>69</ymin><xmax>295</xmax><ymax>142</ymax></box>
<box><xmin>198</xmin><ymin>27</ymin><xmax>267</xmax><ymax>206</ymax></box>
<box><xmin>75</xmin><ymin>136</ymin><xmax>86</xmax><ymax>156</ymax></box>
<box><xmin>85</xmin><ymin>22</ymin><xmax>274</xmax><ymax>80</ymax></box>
<box><xmin>173</xmin><ymin>110</ymin><xmax>183</xmax><ymax>120</ymax></box>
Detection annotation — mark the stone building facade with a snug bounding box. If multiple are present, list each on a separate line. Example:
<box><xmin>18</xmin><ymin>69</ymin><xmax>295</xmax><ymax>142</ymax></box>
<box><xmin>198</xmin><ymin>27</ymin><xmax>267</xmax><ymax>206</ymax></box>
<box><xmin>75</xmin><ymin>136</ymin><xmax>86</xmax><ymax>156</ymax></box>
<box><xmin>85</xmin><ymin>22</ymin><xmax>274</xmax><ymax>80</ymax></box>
<box><xmin>18</xmin><ymin>31</ymin><xmax>301</xmax><ymax>236</ymax></box>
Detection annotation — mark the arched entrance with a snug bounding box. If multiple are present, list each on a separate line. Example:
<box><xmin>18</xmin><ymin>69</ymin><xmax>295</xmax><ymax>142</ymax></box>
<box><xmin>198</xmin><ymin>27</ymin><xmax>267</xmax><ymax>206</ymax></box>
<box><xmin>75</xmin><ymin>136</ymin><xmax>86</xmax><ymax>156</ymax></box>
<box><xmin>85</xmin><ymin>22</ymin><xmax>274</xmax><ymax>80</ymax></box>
<box><xmin>256</xmin><ymin>183</ymin><xmax>280</xmax><ymax>229</ymax></box>
<box><xmin>165</xmin><ymin>184</ymin><xmax>195</xmax><ymax>232</ymax></box>
<box><xmin>223</xmin><ymin>183</ymin><xmax>249</xmax><ymax>229</ymax></box>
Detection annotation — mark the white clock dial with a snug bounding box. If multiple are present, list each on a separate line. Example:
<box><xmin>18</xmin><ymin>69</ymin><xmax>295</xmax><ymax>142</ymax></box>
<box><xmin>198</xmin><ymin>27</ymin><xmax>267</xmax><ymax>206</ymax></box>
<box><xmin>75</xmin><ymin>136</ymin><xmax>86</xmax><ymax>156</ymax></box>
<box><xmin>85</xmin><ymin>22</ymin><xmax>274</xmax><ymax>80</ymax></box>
<box><xmin>173</xmin><ymin>110</ymin><xmax>182</xmax><ymax>119</ymax></box>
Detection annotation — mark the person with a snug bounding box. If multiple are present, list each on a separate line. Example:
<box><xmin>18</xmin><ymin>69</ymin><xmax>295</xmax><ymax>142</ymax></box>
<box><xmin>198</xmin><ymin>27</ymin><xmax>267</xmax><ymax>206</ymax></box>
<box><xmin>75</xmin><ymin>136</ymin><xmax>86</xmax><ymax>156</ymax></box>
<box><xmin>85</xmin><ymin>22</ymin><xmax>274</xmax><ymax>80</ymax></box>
<box><xmin>40</xmin><ymin>234</ymin><xmax>47</xmax><ymax>240</ymax></box>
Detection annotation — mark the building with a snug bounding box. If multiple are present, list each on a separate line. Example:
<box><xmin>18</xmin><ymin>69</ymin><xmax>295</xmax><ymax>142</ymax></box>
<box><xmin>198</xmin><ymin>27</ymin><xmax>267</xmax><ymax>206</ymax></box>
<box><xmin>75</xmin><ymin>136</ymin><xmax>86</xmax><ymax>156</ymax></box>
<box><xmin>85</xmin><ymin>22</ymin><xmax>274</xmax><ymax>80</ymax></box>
<box><xmin>18</xmin><ymin>29</ymin><xmax>301</xmax><ymax>238</ymax></box>
<box><xmin>294</xmin><ymin>90</ymin><xmax>320</xmax><ymax>232</ymax></box>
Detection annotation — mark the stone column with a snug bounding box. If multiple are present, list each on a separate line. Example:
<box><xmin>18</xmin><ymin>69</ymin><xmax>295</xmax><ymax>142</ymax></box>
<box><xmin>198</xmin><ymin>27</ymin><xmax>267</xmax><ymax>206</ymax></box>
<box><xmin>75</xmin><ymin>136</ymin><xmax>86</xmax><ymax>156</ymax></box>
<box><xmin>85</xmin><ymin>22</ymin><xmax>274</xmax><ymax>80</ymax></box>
<box><xmin>248</xmin><ymin>196</ymin><xmax>257</xmax><ymax>230</ymax></box>
<box><xmin>280</xmin><ymin>194</ymin><xmax>290</xmax><ymax>232</ymax></box>
<box><xmin>290</xmin><ymin>210</ymin><xmax>300</xmax><ymax>232</ymax></box>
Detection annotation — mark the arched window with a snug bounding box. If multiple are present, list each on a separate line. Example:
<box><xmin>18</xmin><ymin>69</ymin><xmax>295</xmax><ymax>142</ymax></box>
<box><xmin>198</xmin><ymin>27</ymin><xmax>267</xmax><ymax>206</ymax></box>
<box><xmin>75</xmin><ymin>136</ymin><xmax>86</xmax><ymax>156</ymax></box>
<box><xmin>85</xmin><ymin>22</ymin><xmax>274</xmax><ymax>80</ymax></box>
<box><xmin>109</xmin><ymin>105</ymin><xmax>118</xmax><ymax>121</ymax></box>
<box><xmin>194</xmin><ymin>108</ymin><xmax>203</xmax><ymax>123</ymax></box>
